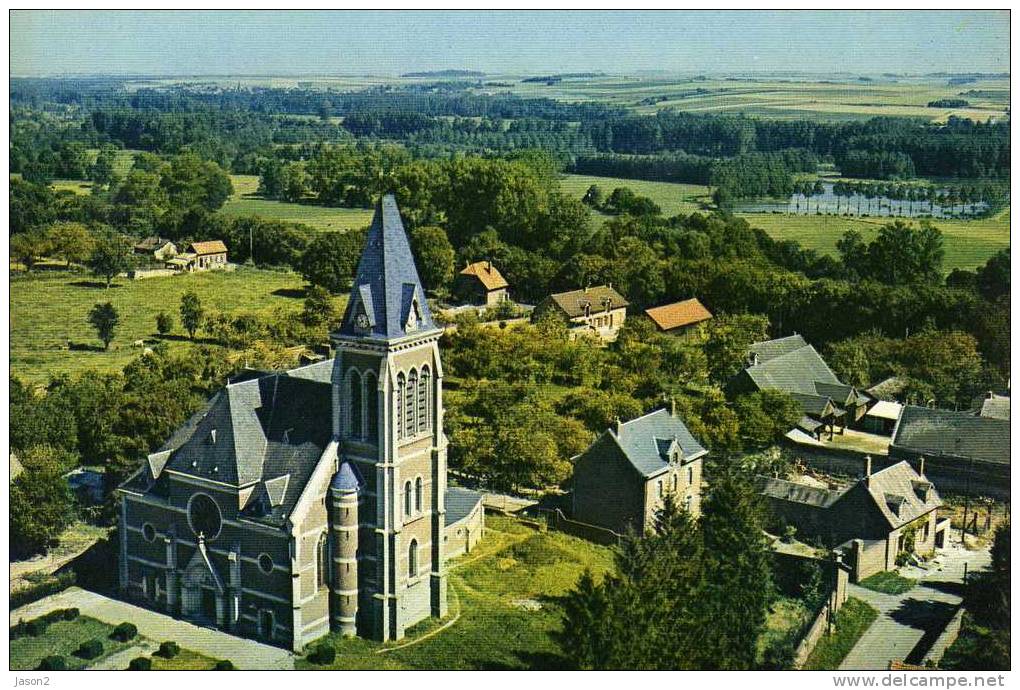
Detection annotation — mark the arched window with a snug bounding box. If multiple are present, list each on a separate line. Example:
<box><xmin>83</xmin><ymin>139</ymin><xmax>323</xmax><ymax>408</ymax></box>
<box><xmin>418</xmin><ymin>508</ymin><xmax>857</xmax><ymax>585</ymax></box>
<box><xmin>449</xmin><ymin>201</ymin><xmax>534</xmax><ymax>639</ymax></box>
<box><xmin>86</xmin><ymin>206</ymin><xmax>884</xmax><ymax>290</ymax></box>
<box><xmin>405</xmin><ymin>370</ymin><xmax>418</xmax><ymax>437</ymax></box>
<box><xmin>404</xmin><ymin>481</ymin><xmax>413</xmax><ymax>517</ymax></box>
<box><xmin>418</xmin><ymin>366</ymin><xmax>430</xmax><ymax>434</ymax></box>
<box><xmin>317</xmin><ymin>532</ymin><xmax>328</xmax><ymax>590</ymax></box>
<box><xmin>349</xmin><ymin>370</ymin><xmax>362</xmax><ymax>438</ymax></box>
<box><xmin>415</xmin><ymin>477</ymin><xmax>423</xmax><ymax>513</ymax></box>
<box><xmin>396</xmin><ymin>373</ymin><xmax>406</xmax><ymax>440</ymax></box>
<box><xmin>408</xmin><ymin>539</ymin><xmax>418</xmax><ymax>579</ymax></box>
<box><xmin>365</xmin><ymin>372</ymin><xmax>378</xmax><ymax>442</ymax></box>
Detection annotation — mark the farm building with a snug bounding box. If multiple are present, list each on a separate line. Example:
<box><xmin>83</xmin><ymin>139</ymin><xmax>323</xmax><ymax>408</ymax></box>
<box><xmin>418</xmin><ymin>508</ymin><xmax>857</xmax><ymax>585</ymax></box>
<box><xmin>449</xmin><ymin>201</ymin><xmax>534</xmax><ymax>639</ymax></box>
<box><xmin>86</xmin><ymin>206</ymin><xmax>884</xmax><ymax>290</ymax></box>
<box><xmin>133</xmin><ymin>237</ymin><xmax>178</xmax><ymax>262</ymax></box>
<box><xmin>571</xmin><ymin>405</ymin><xmax>706</xmax><ymax>535</ymax></box>
<box><xmin>455</xmin><ymin>260</ymin><xmax>510</xmax><ymax>306</ymax></box>
<box><xmin>972</xmin><ymin>391</ymin><xmax>1010</xmax><ymax>420</ymax></box>
<box><xmin>644</xmin><ymin>297</ymin><xmax>713</xmax><ymax>339</ymax></box>
<box><xmin>862</xmin><ymin>400</ymin><xmax>903</xmax><ymax>436</ymax></box>
<box><xmin>117</xmin><ymin>196</ymin><xmax>478</xmax><ymax>650</ymax></box>
<box><xmin>444</xmin><ymin>487</ymin><xmax>485</xmax><ymax>558</ymax></box>
<box><xmin>889</xmin><ymin>405</ymin><xmax>1010</xmax><ymax>499</ymax></box>
<box><xmin>761</xmin><ymin>459</ymin><xmax>946</xmax><ymax>581</ymax></box>
<box><xmin>166</xmin><ymin>240</ymin><xmax>228</xmax><ymax>272</ymax></box>
<box><xmin>731</xmin><ymin>335</ymin><xmax>873</xmax><ymax>439</ymax></box>
<box><xmin>533</xmin><ymin>284</ymin><xmax>628</xmax><ymax>342</ymax></box>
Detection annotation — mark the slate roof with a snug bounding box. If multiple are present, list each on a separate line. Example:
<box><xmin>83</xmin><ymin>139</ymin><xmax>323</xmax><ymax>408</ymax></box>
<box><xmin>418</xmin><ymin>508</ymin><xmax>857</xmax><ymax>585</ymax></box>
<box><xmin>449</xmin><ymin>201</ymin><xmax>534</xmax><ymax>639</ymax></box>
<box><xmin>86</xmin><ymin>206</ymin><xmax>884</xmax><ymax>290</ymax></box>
<box><xmin>337</xmin><ymin>195</ymin><xmax>437</xmax><ymax>341</ymax></box>
<box><xmin>867</xmin><ymin>376</ymin><xmax>909</xmax><ymax>402</ymax></box>
<box><xmin>892</xmin><ymin>405</ymin><xmax>1010</xmax><ymax>466</ymax></box>
<box><xmin>745</xmin><ymin>345</ymin><xmax>841</xmax><ymax>395</ymax></box>
<box><xmin>608</xmin><ymin>408</ymin><xmax>708</xmax><ymax>478</ymax></box>
<box><xmin>546</xmin><ymin>285</ymin><xmax>629</xmax><ymax>319</ymax></box>
<box><xmin>445</xmin><ymin>486</ymin><xmax>483</xmax><ymax>525</ymax></box>
<box><xmin>867</xmin><ymin>400</ymin><xmax>903</xmax><ymax>421</ymax></box>
<box><xmin>748</xmin><ymin>334</ymin><xmax>809</xmax><ymax>363</ymax></box>
<box><xmin>855</xmin><ymin>461</ymin><xmax>942</xmax><ymax>530</ymax></box>
<box><xmin>330</xmin><ymin>461</ymin><xmax>363</xmax><ymax>493</ymax></box>
<box><xmin>460</xmin><ymin>261</ymin><xmax>509</xmax><ymax>291</ymax></box>
<box><xmin>644</xmin><ymin>298</ymin><xmax>713</xmax><ymax>331</ymax></box>
<box><xmin>189</xmin><ymin>240</ymin><xmax>228</xmax><ymax>255</ymax></box>
<box><xmin>121</xmin><ymin>362</ymin><xmax>335</xmax><ymax>527</ymax></box>
<box><xmin>760</xmin><ymin>476</ymin><xmax>844</xmax><ymax>508</ymax></box>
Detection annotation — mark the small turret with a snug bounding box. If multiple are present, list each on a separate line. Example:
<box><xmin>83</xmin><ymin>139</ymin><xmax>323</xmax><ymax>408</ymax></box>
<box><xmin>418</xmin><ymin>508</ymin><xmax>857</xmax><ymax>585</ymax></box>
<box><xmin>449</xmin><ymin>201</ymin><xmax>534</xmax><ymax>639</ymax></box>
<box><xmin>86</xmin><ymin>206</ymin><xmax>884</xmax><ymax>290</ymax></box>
<box><xmin>329</xmin><ymin>461</ymin><xmax>362</xmax><ymax>636</ymax></box>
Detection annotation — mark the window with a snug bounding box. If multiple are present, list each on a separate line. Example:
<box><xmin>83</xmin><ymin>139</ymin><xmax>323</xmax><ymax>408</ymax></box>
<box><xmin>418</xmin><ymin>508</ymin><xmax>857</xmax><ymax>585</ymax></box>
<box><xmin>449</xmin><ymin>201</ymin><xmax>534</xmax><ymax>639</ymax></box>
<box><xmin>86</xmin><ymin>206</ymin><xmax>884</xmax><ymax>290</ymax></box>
<box><xmin>657</xmin><ymin>480</ymin><xmax>663</xmax><ymax>498</ymax></box>
<box><xmin>142</xmin><ymin>523</ymin><xmax>157</xmax><ymax>542</ymax></box>
<box><xmin>317</xmin><ymin>533</ymin><xmax>328</xmax><ymax>589</ymax></box>
<box><xmin>415</xmin><ymin>477</ymin><xmax>423</xmax><ymax>513</ymax></box>
<box><xmin>687</xmin><ymin>466</ymin><xmax>693</xmax><ymax>485</ymax></box>
<box><xmin>396</xmin><ymin>373</ymin><xmax>406</xmax><ymax>439</ymax></box>
<box><xmin>684</xmin><ymin>495</ymin><xmax>692</xmax><ymax>512</ymax></box>
<box><xmin>408</xmin><ymin>539</ymin><xmax>418</xmax><ymax>579</ymax></box>
<box><xmin>365</xmin><ymin>372</ymin><xmax>378</xmax><ymax>441</ymax></box>
<box><xmin>418</xmin><ymin>367</ymin><xmax>430</xmax><ymax>434</ymax></box>
<box><xmin>404</xmin><ymin>481</ymin><xmax>413</xmax><ymax>517</ymax></box>
<box><xmin>258</xmin><ymin>553</ymin><xmax>274</xmax><ymax>574</ymax></box>
<box><xmin>349</xmin><ymin>370</ymin><xmax>362</xmax><ymax>438</ymax></box>
<box><xmin>405</xmin><ymin>370</ymin><xmax>418</xmax><ymax>436</ymax></box>
<box><xmin>672</xmin><ymin>475</ymin><xmax>678</xmax><ymax>493</ymax></box>
<box><xmin>187</xmin><ymin>493</ymin><xmax>222</xmax><ymax>540</ymax></box>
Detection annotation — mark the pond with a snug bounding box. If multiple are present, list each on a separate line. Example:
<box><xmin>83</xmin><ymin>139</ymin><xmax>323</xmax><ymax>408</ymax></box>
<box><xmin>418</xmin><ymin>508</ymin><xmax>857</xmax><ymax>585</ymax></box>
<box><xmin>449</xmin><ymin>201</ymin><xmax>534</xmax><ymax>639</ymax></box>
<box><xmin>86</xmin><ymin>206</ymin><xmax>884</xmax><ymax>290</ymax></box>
<box><xmin>734</xmin><ymin>183</ymin><xmax>989</xmax><ymax>219</ymax></box>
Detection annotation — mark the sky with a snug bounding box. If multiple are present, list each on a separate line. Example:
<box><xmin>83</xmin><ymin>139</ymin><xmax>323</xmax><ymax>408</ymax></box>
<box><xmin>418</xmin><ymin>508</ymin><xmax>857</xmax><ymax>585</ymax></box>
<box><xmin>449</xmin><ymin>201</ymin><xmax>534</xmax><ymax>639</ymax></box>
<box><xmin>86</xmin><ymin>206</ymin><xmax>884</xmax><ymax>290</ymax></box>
<box><xmin>9</xmin><ymin>10</ymin><xmax>1011</xmax><ymax>77</ymax></box>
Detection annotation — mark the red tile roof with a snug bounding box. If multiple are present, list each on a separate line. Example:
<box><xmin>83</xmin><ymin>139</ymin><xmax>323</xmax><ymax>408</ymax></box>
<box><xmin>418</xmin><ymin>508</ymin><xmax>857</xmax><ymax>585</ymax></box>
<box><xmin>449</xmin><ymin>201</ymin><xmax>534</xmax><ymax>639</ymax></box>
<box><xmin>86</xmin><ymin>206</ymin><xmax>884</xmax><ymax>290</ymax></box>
<box><xmin>189</xmin><ymin>240</ymin><xmax>228</xmax><ymax>255</ymax></box>
<box><xmin>644</xmin><ymin>298</ymin><xmax>713</xmax><ymax>331</ymax></box>
<box><xmin>460</xmin><ymin>261</ymin><xmax>509</xmax><ymax>291</ymax></box>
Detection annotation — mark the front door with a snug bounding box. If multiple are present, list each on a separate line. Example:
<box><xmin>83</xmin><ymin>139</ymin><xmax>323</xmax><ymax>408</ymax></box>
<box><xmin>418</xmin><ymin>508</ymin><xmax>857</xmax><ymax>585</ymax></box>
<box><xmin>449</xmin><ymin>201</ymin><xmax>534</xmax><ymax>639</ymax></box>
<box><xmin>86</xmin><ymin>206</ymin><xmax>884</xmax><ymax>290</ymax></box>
<box><xmin>259</xmin><ymin>609</ymin><xmax>274</xmax><ymax>640</ymax></box>
<box><xmin>201</xmin><ymin>588</ymin><xmax>216</xmax><ymax>621</ymax></box>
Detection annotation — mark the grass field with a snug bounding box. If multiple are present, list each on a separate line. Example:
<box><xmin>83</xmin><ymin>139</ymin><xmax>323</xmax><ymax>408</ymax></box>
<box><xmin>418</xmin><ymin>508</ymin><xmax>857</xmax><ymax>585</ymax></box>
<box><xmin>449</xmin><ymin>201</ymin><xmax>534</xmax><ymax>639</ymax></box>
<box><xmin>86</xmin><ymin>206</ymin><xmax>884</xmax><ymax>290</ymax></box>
<box><xmin>221</xmin><ymin>174</ymin><xmax>375</xmax><ymax>231</ymax></box>
<box><xmin>739</xmin><ymin>207</ymin><xmax>1010</xmax><ymax>272</ymax></box>
<box><xmin>10</xmin><ymin>266</ymin><xmax>311</xmax><ymax>384</ymax></box>
<box><xmin>802</xmin><ymin>598</ymin><xmax>879</xmax><ymax>670</ymax></box>
<box><xmin>11</xmin><ymin>616</ymin><xmax>139</xmax><ymax>670</ymax></box>
<box><xmin>560</xmin><ymin>173</ymin><xmax>713</xmax><ymax>219</ymax></box>
<box><xmin>298</xmin><ymin>514</ymin><xmax>617</xmax><ymax>670</ymax></box>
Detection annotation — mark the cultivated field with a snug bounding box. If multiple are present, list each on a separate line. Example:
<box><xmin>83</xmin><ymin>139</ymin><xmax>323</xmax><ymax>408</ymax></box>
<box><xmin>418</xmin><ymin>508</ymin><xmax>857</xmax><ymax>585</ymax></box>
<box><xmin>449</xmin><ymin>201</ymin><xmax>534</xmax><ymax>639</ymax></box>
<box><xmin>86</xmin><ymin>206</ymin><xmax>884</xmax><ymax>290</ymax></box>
<box><xmin>221</xmin><ymin>174</ymin><xmax>375</xmax><ymax>231</ymax></box>
<box><xmin>9</xmin><ymin>266</ymin><xmax>312</xmax><ymax>383</ymax></box>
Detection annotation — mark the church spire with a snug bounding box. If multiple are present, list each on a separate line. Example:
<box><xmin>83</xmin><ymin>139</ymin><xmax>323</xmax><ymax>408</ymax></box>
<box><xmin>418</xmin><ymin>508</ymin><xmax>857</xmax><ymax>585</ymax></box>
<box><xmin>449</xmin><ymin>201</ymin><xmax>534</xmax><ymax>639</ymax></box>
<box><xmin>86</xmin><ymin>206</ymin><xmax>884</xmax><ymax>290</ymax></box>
<box><xmin>336</xmin><ymin>194</ymin><xmax>436</xmax><ymax>341</ymax></box>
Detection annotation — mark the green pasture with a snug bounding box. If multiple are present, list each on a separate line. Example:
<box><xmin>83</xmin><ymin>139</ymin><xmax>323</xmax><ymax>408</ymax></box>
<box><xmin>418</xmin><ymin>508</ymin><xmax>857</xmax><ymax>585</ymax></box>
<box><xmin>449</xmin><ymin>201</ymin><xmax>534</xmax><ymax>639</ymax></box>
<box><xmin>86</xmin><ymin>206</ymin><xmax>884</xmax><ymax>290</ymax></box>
<box><xmin>221</xmin><ymin>174</ymin><xmax>375</xmax><ymax>231</ymax></box>
<box><xmin>560</xmin><ymin>173</ymin><xmax>713</xmax><ymax>218</ymax></box>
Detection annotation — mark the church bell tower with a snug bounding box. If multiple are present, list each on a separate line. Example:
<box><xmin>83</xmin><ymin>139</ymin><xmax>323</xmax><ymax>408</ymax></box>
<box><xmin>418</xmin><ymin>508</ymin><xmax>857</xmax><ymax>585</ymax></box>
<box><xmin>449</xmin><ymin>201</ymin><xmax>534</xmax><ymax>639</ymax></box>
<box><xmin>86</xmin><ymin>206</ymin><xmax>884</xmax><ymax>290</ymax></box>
<box><xmin>329</xmin><ymin>194</ymin><xmax>448</xmax><ymax>641</ymax></box>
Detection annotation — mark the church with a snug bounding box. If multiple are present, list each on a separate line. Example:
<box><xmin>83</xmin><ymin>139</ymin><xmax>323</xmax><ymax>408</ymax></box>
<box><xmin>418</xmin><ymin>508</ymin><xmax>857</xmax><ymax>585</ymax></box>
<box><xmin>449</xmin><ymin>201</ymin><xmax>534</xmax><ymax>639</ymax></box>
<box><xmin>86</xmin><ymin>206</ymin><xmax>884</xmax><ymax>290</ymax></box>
<box><xmin>116</xmin><ymin>195</ymin><xmax>483</xmax><ymax>650</ymax></box>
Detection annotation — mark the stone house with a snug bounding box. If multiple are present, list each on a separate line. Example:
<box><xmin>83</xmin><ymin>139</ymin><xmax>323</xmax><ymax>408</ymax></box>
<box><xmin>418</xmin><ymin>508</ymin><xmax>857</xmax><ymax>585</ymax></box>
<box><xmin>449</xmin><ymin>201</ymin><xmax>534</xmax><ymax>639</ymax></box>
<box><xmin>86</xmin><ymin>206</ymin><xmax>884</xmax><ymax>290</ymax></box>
<box><xmin>133</xmin><ymin>236</ymin><xmax>178</xmax><ymax>262</ymax></box>
<box><xmin>761</xmin><ymin>459</ymin><xmax>944</xmax><ymax>580</ymax></box>
<box><xmin>571</xmin><ymin>405</ymin><xmax>707</xmax><ymax>535</ymax></box>
<box><xmin>731</xmin><ymin>335</ymin><xmax>872</xmax><ymax>439</ymax></box>
<box><xmin>443</xmin><ymin>487</ymin><xmax>485</xmax><ymax>558</ymax></box>
<box><xmin>117</xmin><ymin>196</ymin><xmax>482</xmax><ymax>650</ymax></box>
<box><xmin>644</xmin><ymin>298</ymin><xmax>713</xmax><ymax>339</ymax></box>
<box><xmin>532</xmin><ymin>285</ymin><xmax>628</xmax><ymax>342</ymax></box>
<box><xmin>455</xmin><ymin>261</ymin><xmax>509</xmax><ymax>307</ymax></box>
<box><xmin>167</xmin><ymin>240</ymin><xmax>229</xmax><ymax>272</ymax></box>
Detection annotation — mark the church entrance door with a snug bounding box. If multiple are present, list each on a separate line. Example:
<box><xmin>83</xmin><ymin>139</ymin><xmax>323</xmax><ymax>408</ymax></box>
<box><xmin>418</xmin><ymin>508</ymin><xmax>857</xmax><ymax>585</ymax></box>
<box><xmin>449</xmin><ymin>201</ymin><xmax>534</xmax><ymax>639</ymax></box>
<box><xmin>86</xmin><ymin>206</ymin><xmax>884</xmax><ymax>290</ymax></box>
<box><xmin>201</xmin><ymin>588</ymin><xmax>216</xmax><ymax>621</ymax></box>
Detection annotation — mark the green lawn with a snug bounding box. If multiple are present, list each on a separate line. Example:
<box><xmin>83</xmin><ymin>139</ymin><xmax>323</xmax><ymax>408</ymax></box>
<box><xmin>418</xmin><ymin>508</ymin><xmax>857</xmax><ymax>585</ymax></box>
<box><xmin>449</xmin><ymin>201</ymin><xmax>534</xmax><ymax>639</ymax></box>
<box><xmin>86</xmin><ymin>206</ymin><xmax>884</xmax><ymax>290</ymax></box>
<box><xmin>10</xmin><ymin>616</ymin><xmax>138</xmax><ymax>671</ymax></box>
<box><xmin>222</xmin><ymin>175</ymin><xmax>375</xmax><ymax>232</ymax></box>
<box><xmin>757</xmin><ymin>596</ymin><xmax>812</xmax><ymax>666</ymax></box>
<box><xmin>148</xmin><ymin>648</ymin><xmax>223</xmax><ymax>670</ymax></box>
<box><xmin>738</xmin><ymin>208</ymin><xmax>1010</xmax><ymax>272</ymax></box>
<box><xmin>297</xmin><ymin>514</ymin><xmax>617</xmax><ymax>670</ymax></box>
<box><xmin>560</xmin><ymin>173</ymin><xmax>713</xmax><ymax>219</ymax></box>
<box><xmin>858</xmin><ymin>571</ymin><xmax>917</xmax><ymax>595</ymax></box>
<box><xmin>10</xmin><ymin>266</ymin><xmax>311</xmax><ymax>384</ymax></box>
<box><xmin>802</xmin><ymin>598</ymin><xmax>880</xmax><ymax>670</ymax></box>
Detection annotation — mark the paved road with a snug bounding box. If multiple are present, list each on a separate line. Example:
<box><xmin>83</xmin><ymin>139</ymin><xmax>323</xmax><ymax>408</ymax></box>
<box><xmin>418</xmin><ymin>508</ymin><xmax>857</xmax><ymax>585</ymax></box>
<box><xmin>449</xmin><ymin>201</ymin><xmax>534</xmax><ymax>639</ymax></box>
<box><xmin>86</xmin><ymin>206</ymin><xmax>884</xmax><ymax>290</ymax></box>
<box><xmin>11</xmin><ymin>588</ymin><xmax>295</xmax><ymax>670</ymax></box>
<box><xmin>839</xmin><ymin>538</ymin><xmax>991</xmax><ymax>670</ymax></box>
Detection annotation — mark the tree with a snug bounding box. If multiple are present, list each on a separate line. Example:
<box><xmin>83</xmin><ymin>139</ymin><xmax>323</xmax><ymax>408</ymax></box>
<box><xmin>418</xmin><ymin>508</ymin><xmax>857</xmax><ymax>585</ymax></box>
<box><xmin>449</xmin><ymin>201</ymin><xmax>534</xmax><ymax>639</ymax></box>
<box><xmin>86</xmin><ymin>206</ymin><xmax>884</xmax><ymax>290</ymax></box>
<box><xmin>155</xmin><ymin>311</ymin><xmax>174</xmax><ymax>336</ymax></box>
<box><xmin>90</xmin><ymin>145</ymin><xmax>118</xmax><ymax>189</ymax></box>
<box><xmin>46</xmin><ymin>222</ymin><xmax>94</xmax><ymax>268</ymax></box>
<box><xmin>299</xmin><ymin>230</ymin><xmax>366</xmax><ymax>294</ymax></box>
<box><xmin>733</xmin><ymin>389</ymin><xmax>802</xmax><ymax>447</ymax></box>
<box><xmin>88</xmin><ymin>302</ymin><xmax>119</xmax><ymax>350</ymax></box>
<box><xmin>300</xmin><ymin>285</ymin><xmax>339</xmax><ymax>327</ymax></box>
<box><xmin>11</xmin><ymin>449</ymin><xmax>77</xmax><ymax>559</ymax></box>
<box><xmin>582</xmin><ymin>184</ymin><xmax>603</xmax><ymax>208</ymax></box>
<box><xmin>976</xmin><ymin>249</ymin><xmax>1009</xmax><ymax>301</ymax></box>
<box><xmin>863</xmin><ymin>221</ymin><xmax>944</xmax><ymax>285</ymax></box>
<box><xmin>87</xmin><ymin>230</ymin><xmax>132</xmax><ymax>288</ymax></box>
<box><xmin>161</xmin><ymin>153</ymin><xmax>233</xmax><ymax>212</ymax></box>
<box><xmin>180</xmin><ymin>291</ymin><xmax>204</xmax><ymax>340</ymax></box>
<box><xmin>703</xmin><ymin>313</ymin><xmax>770</xmax><ymax>384</ymax></box>
<box><xmin>10</xmin><ymin>227</ymin><xmax>52</xmax><ymax>272</ymax></box>
<box><xmin>409</xmin><ymin>225</ymin><xmax>456</xmax><ymax>293</ymax></box>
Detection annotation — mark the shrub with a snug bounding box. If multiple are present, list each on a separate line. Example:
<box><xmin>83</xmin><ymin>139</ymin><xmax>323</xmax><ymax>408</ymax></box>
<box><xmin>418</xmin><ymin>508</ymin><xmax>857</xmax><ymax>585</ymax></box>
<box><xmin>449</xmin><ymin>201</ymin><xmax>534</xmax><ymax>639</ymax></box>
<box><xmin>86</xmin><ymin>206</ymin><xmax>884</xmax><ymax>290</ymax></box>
<box><xmin>9</xmin><ymin>570</ymin><xmax>77</xmax><ymax>609</ymax></box>
<box><xmin>26</xmin><ymin>619</ymin><xmax>49</xmax><ymax>637</ymax></box>
<box><xmin>128</xmin><ymin>657</ymin><xmax>152</xmax><ymax>670</ymax></box>
<box><xmin>75</xmin><ymin>639</ymin><xmax>104</xmax><ymax>660</ymax></box>
<box><xmin>111</xmin><ymin>622</ymin><xmax>138</xmax><ymax>642</ymax></box>
<box><xmin>37</xmin><ymin>656</ymin><xmax>66</xmax><ymax>671</ymax></box>
<box><xmin>63</xmin><ymin>608</ymin><xmax>80</xmax><ymax>620</ymax></box>
<box><xmin>213</xmin><ymin>660</ymin><xmax>235</xmax><ymax>670</ymax></box>
<box><xmin>157</xmin><ymin>641</ymin><xmax>180</xmax><ymax>659</ymax></box>
<box><xmin>11</xmin><ymin>619</ymin><xmax>28</xmax><ymax>640</ymax></box>
<box><xmin>308</xmin><ymin>643</ymin><xmax>336</xmax><ymax>665</ymax></box>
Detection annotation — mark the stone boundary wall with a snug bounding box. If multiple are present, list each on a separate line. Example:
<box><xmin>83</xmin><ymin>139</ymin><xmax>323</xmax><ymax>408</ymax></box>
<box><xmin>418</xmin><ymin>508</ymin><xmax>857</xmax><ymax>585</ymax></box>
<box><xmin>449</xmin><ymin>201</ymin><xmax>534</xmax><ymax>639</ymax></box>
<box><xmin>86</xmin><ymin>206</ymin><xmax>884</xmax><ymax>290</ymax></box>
<box><xmin>923</xmin><ymin>606</ymin><xmax>965</xmax><ymax>667</ymax></box>
<box><xmin>540</xmin><ymin>508</ymin><xmax>623</xmax><ymax>546</ymax></box>
<box><xmin>794</xmin><ymin>601</ymin><xmax>833</xmax><ymax>669</ymax></box>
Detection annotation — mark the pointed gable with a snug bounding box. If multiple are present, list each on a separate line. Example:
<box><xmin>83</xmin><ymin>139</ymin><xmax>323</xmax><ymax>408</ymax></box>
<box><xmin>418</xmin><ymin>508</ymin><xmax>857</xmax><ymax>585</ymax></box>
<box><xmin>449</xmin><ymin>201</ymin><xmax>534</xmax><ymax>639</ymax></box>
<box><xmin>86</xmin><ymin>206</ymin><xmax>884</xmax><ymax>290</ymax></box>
<box><xmin>338</xmin><ymin>194</ymin><xmax>436</xmax><ymax>340</ymax></box>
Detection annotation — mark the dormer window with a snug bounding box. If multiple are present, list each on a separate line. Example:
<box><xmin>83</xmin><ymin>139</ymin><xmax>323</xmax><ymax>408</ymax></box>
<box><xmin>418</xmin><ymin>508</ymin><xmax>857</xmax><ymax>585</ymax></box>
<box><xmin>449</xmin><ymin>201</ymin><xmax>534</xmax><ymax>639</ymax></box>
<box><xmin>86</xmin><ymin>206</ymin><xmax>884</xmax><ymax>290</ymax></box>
<box><xmin>209</xmin><ymin>429</ymin><xmax>217</xmax><ymax>444</ymax></box>
<box><xmin>583</xmin><ymin>302</ymin><xmax>592</xmax><ymax>318</ymax></box>
<box><xmin>405</xmin><ymin>299</ymin><xmax>421</xmax><ymax>333</ymax></box>
<box><xmin>353</xmin><ymin>302</ymin><xmax>371</xmax><ymax>332</ymax></box>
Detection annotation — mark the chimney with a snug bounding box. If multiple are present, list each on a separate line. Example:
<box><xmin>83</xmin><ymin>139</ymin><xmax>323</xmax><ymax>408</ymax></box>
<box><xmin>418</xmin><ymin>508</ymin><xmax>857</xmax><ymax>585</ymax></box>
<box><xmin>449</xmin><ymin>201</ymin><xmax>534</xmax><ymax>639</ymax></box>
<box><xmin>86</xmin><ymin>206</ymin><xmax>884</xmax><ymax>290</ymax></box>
<box><xmin>670</xmin><ymin>398</ymin><xmax>677</xmax><ymax>418</ymax></box>
<box><xmin>614</xmin><ymin>417</ymin><xmax>623</xmax><ymax>437</ymax></box>
<box><xmin>864</xmin><ymin>455</ymin><xmax>872</xmax><ymax>486</ymax></box>
<box><xmin>608</xmin><ymin>281</ymin><xmax>613</xmax><ymax>290</ymax></box>
<box><xmin>987</xmin><ymin>391</ymin><xmax>995</xmax><ymax>399</ymax></box>
<box><xmin>918</xmin><ymin>455</ymin><xmax>925</xmax><ymax>477</ymax></box>
<box><xmin>584</xmin><ymin>284</ymin><xmax>589</xmax><ymax>293</ymax></box>
<box><xmin>486</xmin><ymin>260</ymin><xmax>491</xmax><ymax>272</ymax></box>
<box><xmin>750</xmin><ymin>352</ymin><xmax>760</xmax><ymax>367</ymax></box>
